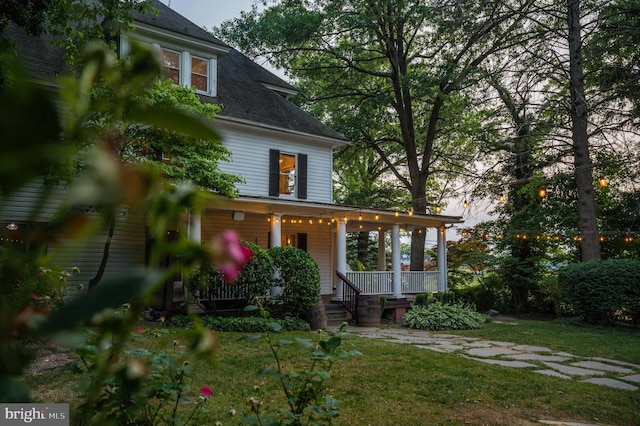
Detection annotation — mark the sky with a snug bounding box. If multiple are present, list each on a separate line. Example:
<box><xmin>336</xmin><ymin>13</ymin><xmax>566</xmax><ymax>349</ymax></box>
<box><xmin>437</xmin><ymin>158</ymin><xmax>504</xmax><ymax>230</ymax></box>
<box><xmin>159</xmin><ymin>0</ymin><xmax>260</xmax><ymax>29</ymax></box>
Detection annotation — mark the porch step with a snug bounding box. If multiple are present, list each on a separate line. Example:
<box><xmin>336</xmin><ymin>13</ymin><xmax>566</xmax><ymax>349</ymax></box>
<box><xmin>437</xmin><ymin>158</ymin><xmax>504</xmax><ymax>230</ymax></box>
<box><xmin>324</xmin><ymin>302</ymin><xmax>353</xmax><ymax>327</ymax></box>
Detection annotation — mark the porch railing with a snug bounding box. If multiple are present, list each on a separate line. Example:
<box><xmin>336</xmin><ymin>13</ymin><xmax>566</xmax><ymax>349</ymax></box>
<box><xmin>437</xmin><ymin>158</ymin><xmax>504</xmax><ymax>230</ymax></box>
<box><xmin>336</xmin><ymin>271</ymin><xmax>360</xmax><ymax>322</ymax></box>
<box><xmin>345</xmin><ymin>271</ymin><xmax>438</xmax><ymax>295</ymax></box>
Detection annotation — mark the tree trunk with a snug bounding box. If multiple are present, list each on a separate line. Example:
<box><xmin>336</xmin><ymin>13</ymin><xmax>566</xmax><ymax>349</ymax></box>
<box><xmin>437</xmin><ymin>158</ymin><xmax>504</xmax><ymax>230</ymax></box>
<box><xmin>88</xmin><ymin>214</ymin><xmax>116</xmax><ymax>291</ymax></box>
<box><xmin>410</xmin><ymin>194</ymin><xmax>427</xmax><ymax>270</ymax></box>
<box><xmin>567</xmin><ymin>0</ymin><xmax>601</xmax><ymax>261</ymax></box>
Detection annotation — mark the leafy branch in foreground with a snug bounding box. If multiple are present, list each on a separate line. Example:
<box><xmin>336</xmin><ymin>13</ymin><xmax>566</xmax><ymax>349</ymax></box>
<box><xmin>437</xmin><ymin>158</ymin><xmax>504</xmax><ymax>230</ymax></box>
<box><xmin>242</xmin><ymin>302</ymin><xmax>360</xmax><ymax>425</ymax></box>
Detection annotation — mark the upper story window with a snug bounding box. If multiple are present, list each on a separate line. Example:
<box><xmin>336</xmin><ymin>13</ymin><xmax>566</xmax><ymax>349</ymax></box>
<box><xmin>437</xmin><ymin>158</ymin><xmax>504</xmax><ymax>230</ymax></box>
<box><xmin>270</xmin><ymin>149</ymin><xmax>307</xmax><ymax>199</ymax></box>
<box><xmin>279</xmin><ymin>153</ymin><xmax>296</xmax><ymax>195</ymax></box>
<box><xmin>161</xmin><ymin>48</ymin><xmax>181</xmax><ymax>85</ymax></box>
<box><xmin>159</xmin><ymin>47</ymin><xmax>213</xmax><ymax>95</ymax></box>
<box><xmin>191</xmin><ymin>56</ymin><xmax>209</xmax><ymax>92</ymax></box>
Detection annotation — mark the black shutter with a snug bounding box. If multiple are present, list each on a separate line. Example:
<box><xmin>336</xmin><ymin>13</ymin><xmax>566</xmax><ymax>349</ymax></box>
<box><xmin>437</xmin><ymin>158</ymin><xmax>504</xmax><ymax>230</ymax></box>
<box><xmin>298</xmin><ymin>233</ymin><xmax>307</xmax><ymax>252</ymax></box>
<box><xmin>269</xmin><ymin>149</ymin><xmax>280</xmax><ymax>196</ymax></box>
<box><xmin>297</xmin><ymin>153</ymin><xmax>307</xmax><ymax>199</ymax></box>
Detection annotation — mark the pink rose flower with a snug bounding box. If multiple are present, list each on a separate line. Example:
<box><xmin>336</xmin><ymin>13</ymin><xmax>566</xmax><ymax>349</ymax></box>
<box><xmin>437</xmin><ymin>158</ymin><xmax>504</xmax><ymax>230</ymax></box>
<box><xmin>200</xmin><ymin>386</ymin><xmax>213</xmax><ymax>398</ymax></box>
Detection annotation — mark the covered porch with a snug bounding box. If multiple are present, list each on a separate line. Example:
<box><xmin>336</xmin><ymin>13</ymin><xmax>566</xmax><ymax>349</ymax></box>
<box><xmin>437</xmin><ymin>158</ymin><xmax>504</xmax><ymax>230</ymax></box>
<box><xmin>193</xmin><ymin>195</ymin><xmax>463</xmax><ymax>301</ymax></box>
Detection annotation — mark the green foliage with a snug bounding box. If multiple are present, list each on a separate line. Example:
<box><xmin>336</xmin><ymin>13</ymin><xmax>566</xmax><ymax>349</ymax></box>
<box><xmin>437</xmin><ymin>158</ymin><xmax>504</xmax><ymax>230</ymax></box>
<box><xmin>202</xmin><ymin>316</ymin><xmax>310</xmax><ymax>332</ymax></box>
<box><xmin>413</xmin><ymin>292</ymin><xmax>457</xmax><ymax>307</ymax></box>
<box><xmin>558</xmin><ymin>259</ymin><xmax>640</xmax><ymax>325</ymax></box>
<box><xmin>268</xmin><ymin>246</ymin><xmax>320</xmax><ymax>317</ymax></box>
<box><xmin>188</xmin><ymin>242</ymin><xmax>273</xmax><ymax>307</ymax></box>
<box><xmin>403</xmin><ymin>302</ymin><xmax>490</xmax><ymax>331</ymax></box>
<box><xmin>126</xmin><ymin>79</ymin><xmax>242</xmax><ymax>197</ymax></box>
<box><xmin>0</xmin><ymin>0</ymin><xmax>155</xmax><ymax>62</ymax></box>
<box><xmin>0</xmin><ymin>252</ymin><xmax>70</xmax><ymax>309</ymax></box>
<box><xmin>243</xmin><ymin>303</ymin><xmax>360</xmax><ymax>425</ymax></box>
<box><xmin>0</xmin><ymin>42</ymin><xmax>223</xmax><ymax>406</ymax></box>
<box><xmin>74</xmin><ymin>315</ymin><xmax>216</xmax><ymax>425</ymax></box>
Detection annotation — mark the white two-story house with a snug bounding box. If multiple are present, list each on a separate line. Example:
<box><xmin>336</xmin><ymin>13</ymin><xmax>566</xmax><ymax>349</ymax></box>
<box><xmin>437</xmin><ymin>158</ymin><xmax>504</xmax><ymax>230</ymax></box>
<box><xmin>1</xmin><ymin>1</ymin><xmax>462</xmax><ymax>321</ymax></box>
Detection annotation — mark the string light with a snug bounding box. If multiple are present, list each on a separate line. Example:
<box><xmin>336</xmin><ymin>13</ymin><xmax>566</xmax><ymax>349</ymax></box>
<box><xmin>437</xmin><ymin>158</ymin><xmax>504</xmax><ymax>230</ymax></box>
<box><xmin>499</xmin><ymin>193</ymin><xmax>505</xmax><ymax>203</ymax></box>
<box><xmin>537</xmin><ymin>186</ymin><xmax>547</xmax><ymax>198</ymax></box>
<box><xmin>598</xmin><ymin>176</ymin><xmax>608</xmax><ymax>187</ymax></box>
<box><xmin>463</xmin><ymin>199</ymin><xmax>469</xmax><ymax>209</ymax></box>
<box><xmin>434</xmin><ymin>205</ymin><xmax>441</xmax><ymax>214</ymax></box>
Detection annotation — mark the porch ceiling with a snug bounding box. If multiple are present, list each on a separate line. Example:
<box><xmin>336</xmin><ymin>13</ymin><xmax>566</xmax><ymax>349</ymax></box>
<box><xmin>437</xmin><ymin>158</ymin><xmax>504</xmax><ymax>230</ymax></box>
<box><xmin>206</xmin><ymin>195</ymin><xmax>463</xmax><ymax>232</ymax></box>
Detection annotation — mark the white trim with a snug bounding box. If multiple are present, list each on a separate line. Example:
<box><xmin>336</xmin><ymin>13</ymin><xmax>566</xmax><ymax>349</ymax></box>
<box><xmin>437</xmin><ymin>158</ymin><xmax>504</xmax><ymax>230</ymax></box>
<box><xmin>215</xmin><ymin>115</ymin><xmax>350</xmax><ymax>149</ymax></box>
<box><xmin>262</xmin><ymin>83</ymin><xmax>298</xmax><ymax>98</ymax></box>
<box><xmin>130</xmin><ymin>23</ymin><xmax>229</xmax><ymax>57</ymax></box>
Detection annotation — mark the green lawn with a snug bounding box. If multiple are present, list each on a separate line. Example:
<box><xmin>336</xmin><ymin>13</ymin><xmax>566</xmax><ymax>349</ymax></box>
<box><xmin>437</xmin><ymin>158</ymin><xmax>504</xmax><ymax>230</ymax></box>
<box><xmin>26</xmin><ymin>319</ymin><xmax>640</xmax><ymax>425</ymax></box>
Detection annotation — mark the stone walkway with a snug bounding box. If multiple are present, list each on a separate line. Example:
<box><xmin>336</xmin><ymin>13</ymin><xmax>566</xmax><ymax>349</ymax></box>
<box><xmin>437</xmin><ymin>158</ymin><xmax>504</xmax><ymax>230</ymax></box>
<box><xmin>348</xmin><ymin>326</ymin><xmax>640</xmax><ymax>392</ymax></box>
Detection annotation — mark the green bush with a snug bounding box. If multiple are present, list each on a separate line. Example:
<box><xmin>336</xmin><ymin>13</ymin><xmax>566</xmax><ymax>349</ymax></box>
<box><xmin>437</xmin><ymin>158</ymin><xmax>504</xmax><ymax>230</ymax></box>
<box><xmin>202</xmin><ymin>315</ymin><xmax>310</xmax><ymax>332</ymax></box>
<box><xmin>0</xmin><ymin>251</ymin><xmax>68</xmax><ymax>309</ymax></box>
<box><xmin>233</xmin><ymin>242</ymin><xmax>274</xmax><ymax>303</ymax></box>
<box><xmin>558</xmin><ymin>259</ymin><xmax>640</xmax><ymax>325</ymax></box>
<box><xmin>413</xmin><ymin>292</ymin><xmax>456</xmax><ymax>307</ymax></box>
<box><xmin>403</xmin><ymin>301</ymin><xmax>490</xmax><ymax>331</ymax></box>
<box><xmin>269</xmin><ymin>246</ymin><xmax>320</xmax><ymax>317</ymax></box>
<box><xmin>188</xmin><ymin>242</ymin><xmax>274</xmax><ymax>307</ymax></box>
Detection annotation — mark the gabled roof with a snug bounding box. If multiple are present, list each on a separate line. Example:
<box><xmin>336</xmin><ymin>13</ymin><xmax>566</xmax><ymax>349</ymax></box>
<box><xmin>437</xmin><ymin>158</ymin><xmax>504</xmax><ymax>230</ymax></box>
<box><xmin>2</xmin><ymin>26</ymin><xmax>66</xmax><ymax>82</ymax></box>
<box><xmin>214</xmin><ymin>49</ymin><xmax>347</xmax><ymax>142</ymax></box>
<box><xmin>132</xmin><ymin>0</ymin><xmax>229</xmax><ymax>49</ymax></box>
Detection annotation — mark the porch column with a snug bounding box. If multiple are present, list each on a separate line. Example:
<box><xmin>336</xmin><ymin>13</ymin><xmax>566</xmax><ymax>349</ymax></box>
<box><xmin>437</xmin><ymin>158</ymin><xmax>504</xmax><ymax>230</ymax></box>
<box><xmin>377</xmin><ymin>229</ymin><xmax>386</xmax><ymax>271</ymax></box>
<box><xmin>437</xmin><ymin>225</ymin><xmax>448</xmax><ymax>292</ymax></box>
<box><xmin>391</xmin><ymin>224</ymin><xmax>404</xmax><ymax>298</ymax></box>
<box><xmin>333</xmin><ymin>217</ymin><xmax>347</xmax><ymax>301</ymax></box>
<box><xmin>188</xmin><ymin>209</ymin><xmax>202</xmax><ymax>243</ymax></box>
<box><xmin>270</xmin><ymin>214</ymin><xmax>282</xmax><ymax>247</ymax></box>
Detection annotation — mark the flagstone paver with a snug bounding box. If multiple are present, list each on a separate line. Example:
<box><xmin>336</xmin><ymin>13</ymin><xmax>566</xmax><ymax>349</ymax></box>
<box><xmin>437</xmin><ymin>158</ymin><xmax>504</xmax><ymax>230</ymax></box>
<box><xmin>346</xmin><ymin>326</ymin><xmax>640</xmax><ymax>394</ymax></box>
<box><xmin>512</xmin><ymin>344</ymin><xmax>552</xmax><ymax>352</ymax></box>
<box><xmin>570</xmin><ymin>360</ymin><xmax>633</xmax><ymax>374</ymax></box>
<box><xmin>466</xmin><ymin>347</ymin><xmax>523</xmax><ymax>357</ymax></box>
<box><xmin>464</xmin><ymin>356</ymin><xmax>538</xmax><ymax>368</ymax></box>
<box><xmin>505</xmin><ymin>353</ymin><xmax>572</xmax><ymax>362</ymax></box>
<box><xmin>541</xmin><ymin>362</ymin><xmax>607</xmax><ymax>376</ymax></box>
<box><xmin>581</xmin><ymin>378</ymin><xmax>638</xmax><ymax>391</ymax></box>
<box><xmin>533</xmin><ymin>369</ymin><xmax>572</xmax><ymax>379</ymax></box>
<box><xmin>622</xmin><ymin>374</ymin><xmax>640</xmax><ymax>383</ymax></box>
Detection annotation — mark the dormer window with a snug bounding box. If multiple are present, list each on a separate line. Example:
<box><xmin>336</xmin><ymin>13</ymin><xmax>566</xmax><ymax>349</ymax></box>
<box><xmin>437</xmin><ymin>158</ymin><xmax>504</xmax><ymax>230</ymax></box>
<box><xmin>159</xmin><ymin>47</ymin><xmax>214</xmax><ymax>95</ymax></box>
<box><xmin>191</xmin><ymin>56</ymin><xmax>209</xmax><ymax>92</ymax></box>
<box><xmin>161</xmin><ymin>48</ymin><xmax>181</xmax><ymax>85</ymax></box>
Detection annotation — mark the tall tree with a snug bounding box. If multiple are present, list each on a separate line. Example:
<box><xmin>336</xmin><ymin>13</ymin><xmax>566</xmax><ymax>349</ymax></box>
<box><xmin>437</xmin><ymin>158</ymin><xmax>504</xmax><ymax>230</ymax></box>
<box><xmin>217</xmin><ymin>0</ymin><xmax>534</xmax><ymax>269</ymax></box>
<box><xmin>567</xmin><ymin>0</ymin><xmax>601</xmax><ymax>260</ymax></box>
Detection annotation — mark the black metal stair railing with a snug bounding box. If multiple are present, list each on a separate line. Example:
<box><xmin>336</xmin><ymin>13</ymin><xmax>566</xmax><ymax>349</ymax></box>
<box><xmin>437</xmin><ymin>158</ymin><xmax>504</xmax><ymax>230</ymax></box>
<box><xmin>336</xmin><ymin>271</ymin><xmax>360</xmax><ymax>323</ymax></box>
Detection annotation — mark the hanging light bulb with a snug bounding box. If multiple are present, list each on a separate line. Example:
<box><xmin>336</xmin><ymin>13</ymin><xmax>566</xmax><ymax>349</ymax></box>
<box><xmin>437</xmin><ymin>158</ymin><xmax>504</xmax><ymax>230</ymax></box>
<box><xmin>537</xmin><ymin>186</ymin><xmax>547</xmax><ymax>198</ymax></box>
<box><xmin>463</xmin><ymin>199</ymin><xmax>469</xmax><ymax>209</ymax></box>
<box><xmin>598</xmin><ymin>176</ymin><xmax>608</xmax><ymax>187</ymax></box>
<box><xmin>434</xmin><ymin>205</ymin><xmax>441</xmax><ymax>214</ymax></box>
<box><xmin>499</xmin><ymin>193</ymin><xmax>505</xmax><ymax>203</ymax></box>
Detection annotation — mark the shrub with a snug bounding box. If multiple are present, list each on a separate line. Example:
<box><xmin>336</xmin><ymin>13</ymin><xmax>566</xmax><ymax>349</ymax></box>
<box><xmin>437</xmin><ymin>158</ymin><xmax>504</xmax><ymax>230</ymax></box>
<box><xmin>557</xmin><ymin>259</ymin><xmax>640</xmax><ymax>325</ymax></box>
<box><xmin>187</xmin><ymin>242</ymin><xmax>274</xmax><ymax>307</ymax></box>
<box><xmin>232</xmin><ymin>242</ymin><xmax>274</xmax><ymax>303</ymax></box>
<box><xmin>202</xmin><ymin>315</ymin><xmax>310</xmax><ymax>332</ymax></box>
<box><xmin>403</xmin><ymin>301</ymin><xmax>490</xmax><ymax>331</ymax></box>
<box><xmin>413</xmin><ymin>292</ymin><xmax>456</xmax><ymax>307</ymax></box>
<box><xmin>268</xmin><ymin>246</ymin><xmax>320</xmax><ymax>317</ymax></box>
<box><xmin>0</xmin><ymin>252</ymin><xmax>68</xmax><ymax>309</ymax></box>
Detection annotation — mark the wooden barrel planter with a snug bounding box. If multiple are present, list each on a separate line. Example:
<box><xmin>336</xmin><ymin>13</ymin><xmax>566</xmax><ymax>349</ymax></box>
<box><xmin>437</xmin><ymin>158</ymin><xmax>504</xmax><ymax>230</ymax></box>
<box><xmin>358</xmin><ymin>295</ymin><xmax>381</xmax><ymax>327</ymax></box>
<box><xmin>305</xmin><ymin>299</ymin><xmax>327</xmax><ymax>330</ymax></box>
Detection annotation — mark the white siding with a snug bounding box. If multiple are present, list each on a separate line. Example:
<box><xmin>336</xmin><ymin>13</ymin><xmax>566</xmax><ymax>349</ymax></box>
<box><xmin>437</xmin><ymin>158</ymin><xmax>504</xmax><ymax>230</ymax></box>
<box><xmin>216</xmin><ymin>126</ymin><xmax>334</xmax><ymax>203</ymax></box>
<box><xmin>201</xmin><ymin>211</ymin><xmax>334</xmax><ymax>295</ymax></box>
<box><xmin>1</xmin><ymin>181</ymin><xmax>147</xmax><ymax>300</ymax></box>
